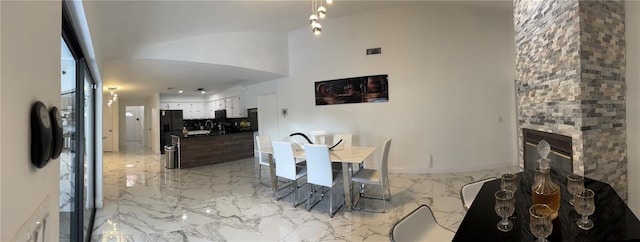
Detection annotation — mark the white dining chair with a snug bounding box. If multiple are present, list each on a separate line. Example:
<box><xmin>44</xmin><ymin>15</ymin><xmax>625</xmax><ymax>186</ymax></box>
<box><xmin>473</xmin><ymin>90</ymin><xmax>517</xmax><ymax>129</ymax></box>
<box><xmin>255</xmin><ymin>135</ymin><xmax>272</xmax><ymax>187</ymax></box>
<box><xmin>304</xmin><ymin>144</ymin><xmax>343</xmax><ymax>217</ymax></box>
<box><xmin>272</xmin><ymin>141</ymin><xmax>308</xmax><ymax>207</ymax></box>
<box><xmin>330</xmin><ymin>133</ymin><xmax>352</xmax><ymax>171</ymax></box>
<box><xmin>309</xmin><ymin>130</ymin><xmax>326</xmax><ymax>145</ymax></box>
<box><xmin>389</xmin><ymin>204</ymin><xmax>455</xmax><ymax>242</ymax></box>
<box><xmin>332</xmin><ymin>133</ymin><xmax>352</xmax><ymax>149</ymax></box>
<box><xmin>351</xmin><ymin>138</ymin><xmax>392</xmax><ymax>212</ymax></box>
<box><xmin>460</xmin><ymin>177</ymin><xmax>498</xmax><ymax>210</ymax></box>
<box><xmin>290</xmin><ymin>134</ymin><xmax>309</xmax><ymax>150</ymax></box>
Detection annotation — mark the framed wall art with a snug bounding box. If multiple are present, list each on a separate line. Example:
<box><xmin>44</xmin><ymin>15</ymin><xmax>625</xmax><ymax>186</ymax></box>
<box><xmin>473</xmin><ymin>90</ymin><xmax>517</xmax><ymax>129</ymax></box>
<box><xmin>315</xmin><ymin>74</ymin><xmax>389</xmax><ymax>106</ymax></box>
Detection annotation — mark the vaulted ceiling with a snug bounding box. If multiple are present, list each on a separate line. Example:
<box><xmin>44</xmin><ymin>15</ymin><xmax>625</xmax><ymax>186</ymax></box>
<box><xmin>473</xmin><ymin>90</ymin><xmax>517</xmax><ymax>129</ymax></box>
<box><xmin>82</xmin><ymin>0</ymin><xmax>511</xmax><ymax>98</ymax></box>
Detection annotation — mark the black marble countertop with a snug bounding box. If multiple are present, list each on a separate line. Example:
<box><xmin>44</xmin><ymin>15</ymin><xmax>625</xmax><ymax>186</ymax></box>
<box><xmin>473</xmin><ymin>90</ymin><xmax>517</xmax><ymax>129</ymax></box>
<box><xmin>171</xmin><ymin>130</ymin><xmax>254</xmax><ymax>139</ymax></box>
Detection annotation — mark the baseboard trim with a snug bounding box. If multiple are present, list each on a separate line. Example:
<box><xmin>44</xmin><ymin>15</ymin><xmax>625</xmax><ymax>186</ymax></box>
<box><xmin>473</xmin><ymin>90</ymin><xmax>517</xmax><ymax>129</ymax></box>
<box><xmin>390</xmin><ymin>161</ymin><xmax>517</xmax><ymax>174</ymax></box>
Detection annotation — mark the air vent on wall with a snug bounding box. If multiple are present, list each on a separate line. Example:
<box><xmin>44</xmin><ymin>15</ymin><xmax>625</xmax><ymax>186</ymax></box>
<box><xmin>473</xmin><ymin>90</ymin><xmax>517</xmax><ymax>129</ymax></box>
<box><xmin>366</xmin><ymin>47</ymin><xmax>382</xmax><ymax>55</ymax></box>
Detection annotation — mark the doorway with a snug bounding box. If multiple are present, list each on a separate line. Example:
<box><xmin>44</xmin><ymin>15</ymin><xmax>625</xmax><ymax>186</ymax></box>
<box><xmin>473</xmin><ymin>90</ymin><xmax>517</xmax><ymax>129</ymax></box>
<box><xmin>125</xmin><ymin>106</ymin><xmax>145</xmax><ymax>150</ymax></box>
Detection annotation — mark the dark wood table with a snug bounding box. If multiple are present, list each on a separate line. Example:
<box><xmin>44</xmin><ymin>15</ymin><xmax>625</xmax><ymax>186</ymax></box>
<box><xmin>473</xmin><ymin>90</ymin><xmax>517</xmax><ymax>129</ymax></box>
<box><xmin>453</xmin><ymin>169</ymin><xmax>640</xmax><ymax>241</ymax></box>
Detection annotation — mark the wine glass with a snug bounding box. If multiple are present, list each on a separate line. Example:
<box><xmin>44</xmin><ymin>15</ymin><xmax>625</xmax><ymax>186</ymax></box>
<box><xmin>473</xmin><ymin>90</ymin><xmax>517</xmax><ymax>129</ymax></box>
<box><xmin>501</xmin><ymin>173</ymin><xmax>518</xmax><ymax>193</ymax></box>
<box><xmin>575</xmin><ymin>188</ymin><xmax>595</xmax><ymax>230</ymax></box>
<box><xmin>495</xmin><ymin>190</ymin><xmax>515</xmax><ymax>232</ymax></box>
<box><xmin>530</xmin><ymin>204</ymin><xmax>553</xmax><ymax>242</ymax></box>
<box><xmin>567</xmin><ymin>173</ymin><xmax>584</xmax><ymax>206</ymax></box>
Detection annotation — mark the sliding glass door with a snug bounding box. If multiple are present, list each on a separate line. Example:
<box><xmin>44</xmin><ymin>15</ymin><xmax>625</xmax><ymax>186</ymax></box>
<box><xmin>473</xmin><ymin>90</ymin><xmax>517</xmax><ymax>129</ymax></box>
<box><xmin>62</xmin><ymin>2</ymin><xmax>97</xmax><ymax>241</ymax></box>
<box><xmin>82</xmin><ymin>64</ymin><xmax>96</xmax><ymax>241</ymax></box>
<box><xmin>60</xmin><ymin>36</ymin><xmax>77</xmax><ymax>242</ymax></box>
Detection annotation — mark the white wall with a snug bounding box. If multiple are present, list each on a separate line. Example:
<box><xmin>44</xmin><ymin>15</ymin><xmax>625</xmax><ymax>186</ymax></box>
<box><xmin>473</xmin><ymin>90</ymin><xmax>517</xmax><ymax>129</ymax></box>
<box><xmin>103</xmin><ymin>97</ymin><xmax>119</xmax><ymax>151</ymax></box>
<box><xmin>626</xmin><ymin>0</ymin><xmax>640</xmax><ymax>216</ymax></box>
<box><xmin>0</xmin><ymin>1</ymin><xmax>61</xmax><ymax>240</ymax></box>
<box><xmin>160</xmin><ymin>93</ymin><xmax>208</xmax><ymax>103</ymax></box>
<box><xmin>0</xmin><ymin>0</ymin><xmax>3</xmax><ymax>235</ymax></box>
<box><xmin>148</xmin><ymin>93</ymin><xmax>161</xmax><ymax>153</ymax></box>
<box><xmin>160</xmin><ymin>86</ymin><xmax>249</xmax><ymax>104</ymax></box>
<box><xmin>246</xmin><ymin>3</ymin><xmax>517</xmax><ymax>173</ymax></box>
<box><xmin>206</xmin><ymin>86</ymin><xmax>247</xmax><ymax>101</ymax></box>
<box><xmin>246</xmin><ymin>80</ymin><xmax>279</xmax><ymax>109</ymax></box>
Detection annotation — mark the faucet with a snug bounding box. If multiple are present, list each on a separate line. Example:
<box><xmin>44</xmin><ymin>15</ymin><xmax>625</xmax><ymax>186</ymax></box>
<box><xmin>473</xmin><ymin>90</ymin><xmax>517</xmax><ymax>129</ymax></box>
<box><xmin>205</xmin><ymin>120</ymin><xmax>214</xmax><ymax>130</ymax></box>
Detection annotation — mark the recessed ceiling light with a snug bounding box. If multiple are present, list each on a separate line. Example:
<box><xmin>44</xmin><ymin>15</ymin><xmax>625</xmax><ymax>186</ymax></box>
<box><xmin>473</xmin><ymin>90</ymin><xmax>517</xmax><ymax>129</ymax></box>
<box><xmin>178</xmin><ymin>90</ymin><xmax>183</xmax><ymax>93</ymax></box>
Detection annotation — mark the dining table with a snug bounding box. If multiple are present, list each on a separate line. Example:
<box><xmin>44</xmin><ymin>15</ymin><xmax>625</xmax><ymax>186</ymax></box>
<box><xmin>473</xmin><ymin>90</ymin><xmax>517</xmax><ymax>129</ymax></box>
<box><xmin>256</xmin><ymin>145</ymin><xmax>377</xmax><ymax>212</ymax></box>
<box><xmin>453</xmin><ymin>169</ymin><xmax>640</xmax><ymax>241</ymax></box>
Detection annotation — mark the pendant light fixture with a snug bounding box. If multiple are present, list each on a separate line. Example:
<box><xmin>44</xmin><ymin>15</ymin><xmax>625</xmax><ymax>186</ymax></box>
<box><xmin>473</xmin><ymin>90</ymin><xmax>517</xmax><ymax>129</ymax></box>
<box><xmin>309</xmin><ymin>0</ymin><xmax>331</xmax><ymax>35</ymax></box>
<box><xmin>318</xmin><ymin>0</ymin><xmax>327</xmax><ymax>19</ymax></box>
<box><xmin>106</xmin><ymin>87</ymin><xmax>118</xmax><ymax>107</ymax></box>
<box><xmin>312</xmin><ymin>22</ymin><xmax>322</xmax><ymax>35</ymax></box>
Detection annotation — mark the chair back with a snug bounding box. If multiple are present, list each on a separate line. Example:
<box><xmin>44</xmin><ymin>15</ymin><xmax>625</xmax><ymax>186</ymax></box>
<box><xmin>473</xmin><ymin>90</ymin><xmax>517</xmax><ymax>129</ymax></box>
<box><xmin>309</xmin><ymin>130</ymin><xmax>326</xmax><ymax>144</ymax></box>
<box><xmin>379</xmin><ymin>138</ymin><xmax>392</xmax><ymax>181</ymax></box>
<box><xmin>332</xmin><ymin>133</ymin><xmax>352</xmax><ymax>149</ymax></box>
<box><xmin>272</xmin><ymin>141</ymin><xmax>297</xmax><ymax>180</ymax></box>
<box><xmin>390</xmin><ymin>205</ymin><xmax>454</xmax><ymax>242</ymax></box>
<box><xmin>290</xmin><ymin>135</ymin><xmax>310</xmax><ymax>150</ymax></box>
<box><xmin>256</xmin><ymin>135</ymin><xmax>272</xmax><ymax>164</ymax></box>
<box><xmin>304</xmin><ymin>144</ymin><xmax>333</xmax><ymax>187</ymax></box>
<box><xmin>461</xmin><ymin>177</ymin><xmax>498</xmax><ymax>209</ymax></box>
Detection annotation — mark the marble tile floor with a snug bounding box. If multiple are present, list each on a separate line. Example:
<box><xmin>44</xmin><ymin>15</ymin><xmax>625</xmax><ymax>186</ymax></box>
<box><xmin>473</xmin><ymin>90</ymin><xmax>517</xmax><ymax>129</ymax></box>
<box><xmin>91</xmin><ymin>149</ymin><xmax>519</xmax><ymax>242</ymax></box>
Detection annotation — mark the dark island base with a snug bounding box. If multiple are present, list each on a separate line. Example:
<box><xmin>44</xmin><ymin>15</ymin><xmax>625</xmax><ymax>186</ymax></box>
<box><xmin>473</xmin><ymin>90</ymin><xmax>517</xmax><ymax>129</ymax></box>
<box><xmin>179</xmin><ymin>132</ymin><xmax>254</xmax><ymax>168</ymax></box>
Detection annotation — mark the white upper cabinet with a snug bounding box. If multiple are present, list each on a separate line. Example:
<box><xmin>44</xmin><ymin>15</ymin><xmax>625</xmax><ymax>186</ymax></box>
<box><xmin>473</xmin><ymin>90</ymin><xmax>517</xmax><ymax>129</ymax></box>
<box><xmin>226</xmin><ymin>96</ymin><xmax>245</xmax><ymax>117</ymax></box>
<box><xmin>207</xmin><ymin>102</ymin><xmax>216</xmax><ymax>119</ymax></box>
<box><xmin>160</xmin><ymin>95</ymin><xmax>245</xmax><ymax>119</ymax></box>
<box><xmin>180</xmin><ymin>103</ymin><xmax>204</xmax><ymax>120</ymax></box>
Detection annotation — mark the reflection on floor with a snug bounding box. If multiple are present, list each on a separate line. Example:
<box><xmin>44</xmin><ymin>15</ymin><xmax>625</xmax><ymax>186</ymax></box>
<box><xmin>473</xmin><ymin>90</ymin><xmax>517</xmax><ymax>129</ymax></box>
<box><xmin>91</xmin><ymin>149</ymin><xmax>518</xmax><ymax>241</ymax></box>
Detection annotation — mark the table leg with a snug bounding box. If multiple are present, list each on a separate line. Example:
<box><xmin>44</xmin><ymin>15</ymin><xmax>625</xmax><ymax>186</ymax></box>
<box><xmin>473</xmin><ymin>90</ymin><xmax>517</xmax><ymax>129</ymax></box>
<box><xmin>269</xmin><ymin>154</ymin><xmax>277</xmax><ymax>192</ymax></box>
<box><xmin>343</xmin><ymin>163</ymin><xmax>352</xmax><ymax>212</ymax></box>
<box><xmin>255</xmin><ymin>154</ymin><xmax>260</xmax><ymax>184</ymax></box>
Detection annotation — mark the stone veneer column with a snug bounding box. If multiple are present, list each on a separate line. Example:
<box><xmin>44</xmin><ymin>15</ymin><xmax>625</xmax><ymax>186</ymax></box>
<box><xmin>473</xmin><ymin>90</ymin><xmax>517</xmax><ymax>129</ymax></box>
<box><xmin>514</xmin><ymin>0</ymin><xmax>627</xmax><ymax>199</ymax></box>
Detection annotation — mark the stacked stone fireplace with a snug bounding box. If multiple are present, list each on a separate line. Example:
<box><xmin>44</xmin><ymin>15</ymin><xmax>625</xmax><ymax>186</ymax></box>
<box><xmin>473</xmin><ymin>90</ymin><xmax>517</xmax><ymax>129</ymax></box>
<box><xmin>514</xmin><ymin>0</ymin><xmax>627</xmax><ymax>199</ymax></box>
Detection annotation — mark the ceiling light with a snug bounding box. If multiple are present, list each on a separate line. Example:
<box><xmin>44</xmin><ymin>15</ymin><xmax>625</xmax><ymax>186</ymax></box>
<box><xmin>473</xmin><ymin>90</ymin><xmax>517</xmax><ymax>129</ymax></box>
<box><xmin>178</xmin><ymin>90</ymin><xmax>183</xmax><ymax>93</ymax></box>
<box><xmin>106</xmin><ymin>87</ymin><xmax>118</xmax><ymax>108</ymax></box>
<box><xmin>318</xmin><ymin>6</ymin><xmax>326</xmax><ymax>18</ymax></box>
<box><xmin>196</xmin><ymin>88</ymin><xmax>206</xmax><ymax>94</ymax></box>
<box><xmin>326</xmin><ymin>0</ymin><xmax>333</xmax><ymax>4</ymax></box>
<box><xmin>312</xmin><ymin>22</ymin><xmax>322</xmax><ymax>35</ymax></box>
<box><xmin>309</xmin><ymin>14</ymin><xmax>318</xmax><ymax>24</ymax></box>
<box><xmin>308</xmin><ymin>0</ymin><xmax>329</xmax><ymax>35</ymax></box>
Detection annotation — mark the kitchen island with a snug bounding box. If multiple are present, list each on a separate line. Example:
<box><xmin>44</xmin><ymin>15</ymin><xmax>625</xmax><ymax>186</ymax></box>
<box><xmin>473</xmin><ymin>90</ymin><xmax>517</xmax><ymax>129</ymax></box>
<box><xmin>174</xmin><ymin>131</ymin><xmax>254</xmax><ymax>168</ymax></box>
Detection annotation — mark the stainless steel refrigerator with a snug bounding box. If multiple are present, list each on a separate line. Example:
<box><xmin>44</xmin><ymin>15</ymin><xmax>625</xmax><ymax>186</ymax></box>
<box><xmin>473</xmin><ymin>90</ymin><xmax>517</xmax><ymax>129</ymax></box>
<box><xmin>160</xmin><ymin>110</ymin><xmax>183</xmax><ymax>154</ymax></box>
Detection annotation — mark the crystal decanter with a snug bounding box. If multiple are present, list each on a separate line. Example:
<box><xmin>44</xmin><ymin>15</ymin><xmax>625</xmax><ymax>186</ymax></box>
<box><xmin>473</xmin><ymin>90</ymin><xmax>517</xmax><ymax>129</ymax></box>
<box><xmin>531</xmin><ymin>140</ymin><xmax>561</xmax><ymax>219</ymax></box>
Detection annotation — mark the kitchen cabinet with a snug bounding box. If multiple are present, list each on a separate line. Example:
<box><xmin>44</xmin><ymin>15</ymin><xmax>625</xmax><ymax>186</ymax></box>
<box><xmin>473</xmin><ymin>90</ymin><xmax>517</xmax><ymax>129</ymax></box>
<box><xmin>206</xmin><ymin>102</ymin><xmax>216</xmax><ymax>119</ymax></box>
<box><xmin>225</xmin><ymin>96</ymin><xmax>245</xmax><ymax>117</ymax></box>
<box><xmin>160</xmin><ymin>103</ymin><xmax>185</xmax><ymax>111</ymax></box>
<box><xmin>213</xmin><ymin>100</ymin><xmax>225</xmax><ymax>110</ymax></box>
<box><xmin>160</xmin><ymin>95</ymin><xmax>245</xmax><ymax>119</ymax></box>
<box><xmin>184</xmin><ymin>103</ymin><xmax>205</xmax><ymax>120</ymax></box>
<box><xmin>170</xmin><ymin>103</ymin><xmax>184</xmax><ymax>111</ymax></box>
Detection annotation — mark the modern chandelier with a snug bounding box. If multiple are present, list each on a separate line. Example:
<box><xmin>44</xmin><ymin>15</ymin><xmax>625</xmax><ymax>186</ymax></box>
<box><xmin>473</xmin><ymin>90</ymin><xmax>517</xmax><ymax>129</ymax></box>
<box><xmin>309</xmin><ymin>0</ymin><xmax>332</xmax><ymax>35</ymax></box>
<box><xmin>107</xmin><ymin>87</ymin><xmax>118</xmax><ymax>107</ymax></box>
